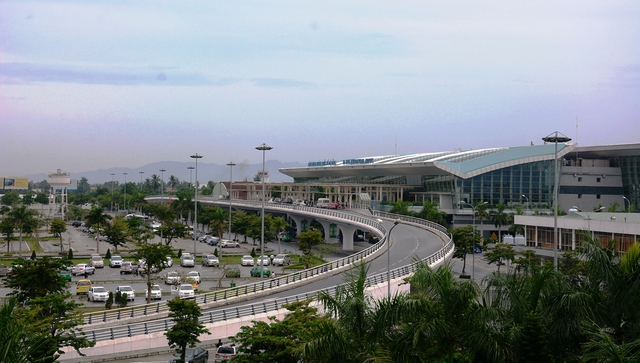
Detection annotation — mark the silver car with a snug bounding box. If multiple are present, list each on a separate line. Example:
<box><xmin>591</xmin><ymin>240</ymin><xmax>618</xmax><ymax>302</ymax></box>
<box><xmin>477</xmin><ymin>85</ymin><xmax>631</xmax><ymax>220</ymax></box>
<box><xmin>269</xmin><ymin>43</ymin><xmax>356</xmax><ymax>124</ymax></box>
<box><xmin>202</xmin><ymin>254</ymin><xmax>219</xmax><ymax>267</ymax></box>
<box><xmin>241</xmin><ymin>255</ymin><xmax>255</xmax><ymax>266</ymax></box>
<box><xmin>87</xmin><ymin>286</ymin><xmax>109</xmax><ymax>302</ymax></box>
<box><xmin>272</xmin><ymin>254</ymin><xmax>291</xmax><ymax>266</ymax></box>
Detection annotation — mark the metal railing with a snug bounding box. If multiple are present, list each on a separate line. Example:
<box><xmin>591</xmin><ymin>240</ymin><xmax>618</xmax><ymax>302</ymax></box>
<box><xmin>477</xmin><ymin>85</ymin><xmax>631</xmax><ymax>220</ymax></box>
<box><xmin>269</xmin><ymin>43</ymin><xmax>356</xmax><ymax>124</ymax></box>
<box><xmin>82</xmin><ymin>203</ymin><xmax>387</xmax><ymax>326</ymax></box>
<box><xmin>80</xmin><ymin>214</ymin><xmax>453</xmax><ymax>343</ymax></box>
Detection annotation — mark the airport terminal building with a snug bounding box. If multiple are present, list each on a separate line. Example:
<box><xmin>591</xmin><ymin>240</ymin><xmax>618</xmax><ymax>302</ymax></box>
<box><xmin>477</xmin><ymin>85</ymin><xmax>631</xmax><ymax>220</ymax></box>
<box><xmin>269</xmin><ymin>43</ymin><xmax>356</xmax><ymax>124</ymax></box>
<box><xmin>277</xmin><ymin>141</ymin><xmax>640</xmax><ymax>253</ymax></box>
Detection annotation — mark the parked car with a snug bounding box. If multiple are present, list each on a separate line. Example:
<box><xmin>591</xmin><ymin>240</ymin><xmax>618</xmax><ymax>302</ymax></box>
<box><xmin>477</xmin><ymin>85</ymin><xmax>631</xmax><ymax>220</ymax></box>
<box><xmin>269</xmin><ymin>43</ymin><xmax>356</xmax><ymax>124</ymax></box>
<box><xmin>87</xmin><ymin>286</ymin><xmax>109</xmax><ymax>302</ymax></box>
<box><xmin>138</xmin><ymin>259</ymin><xmax>158</xmax><ymax>273</ymax></box>
<box><xmin>180</xmin><ymin>254</ymin><xmax>195</xmax><ymax>267</ymax></box>
<box><xmin>71</xmin><ymin>221</ymin><xmax>82</xmax><ymax>228</ymax></box>
<box><xmin>164</xmin><ymin>256</ymin><xmax>173</xmax><ymax>268</ymax></box>
<box><xmin>187</xmin><ymin>270</ymin><xmax>201</xmax><ymax>284</ymax></box>
<box><xmin>224</xmin><ymin>266</ymin><xmax>240</xmax><ymax>278</ymax></box>
<box><xmin>59</xmin><ymin>268</ymin><xmax>72</xmax><ymax>281</ymax></box>
<box><xmin>89</xmin><ymin>254</ymin><xmax>104</xmax><ymax>268</ymax></box>
<box><xmin>75</xmin><ymin>279</ymin><xmax>92</xmax><ymax>295</ymax></box>
<box><xmin>250</xmin><ymin>266</ymin><xmax>271</xmax><ymax>277</ymax></box>
<box><xmin>71</xmin><ymin>264</ymin><xmax>95</xmax><ymax>276</ymax></box>
<box><xmin>178</xmin><ymin>283</ymin><xmax>195</xmax><ymax>299</ymax></box>
<box><xmin>220</xmin><ymin>240</ymin><xmax>240</xmax><ymax>248</ymax></box>
<box><xmin>214</xmin><ymin>346</ymin><xmax>237</xmax><ymax>362</ymax></box>
<box><xmin>368</xmin><ymin>235</ymin><xmax>380</xmax><ymax>244</ymax></box>
<box><xmin>109</xmin><ymin>255</ymin><xmax>123</xmax><ymax>268</ymax></box>
<box><xmin>165</xmin><ymin>271</ymin><xmax>181</xmax><ymax>285</ymax></box>
<box><xmin>197</xmin><ymin>234</ymin><xmax>211</xmax><ymax>243</ymax></box>
<box><xmin>272</xmin><ymin>254</ymin><xmax>291</xmax><ymax>266</ymax></box>
<box><xmin>169</xmin><ymin>346</ymin><xmax>209</xmax><ymax>363</ymax></box>
<box><xmin>115</xmin><ymin>285</ymin><xmax>135</xmax><ymax>301</ymax></box>
<box><xmin>120</xmin><ymin>262</ymin><xmax>137</xmax><ymax>274</ymax></box>
<box><xmin>0</xmin><ymin>264</ymin><xmax>8</xmax><ymax>276</ymax></box>
<box><xmin>207</xmin><ymin>236</ymin><xmax>220</xmax><ymax>246</ymax></box>
<box><xmin>144</xmin><ymin>284</ymin><xmax>162</xmax><ymax>300</ymax></box>
<box><xmin>202</xmin><ymin>254</ymin><xmax>219</xmax><ymax>267</ymax></box>
<box><xmin>185</xmin><ymin>277</ymin><xmax>199</xmax><ymax>290</ymax></box>
<box><xmin>240</xmin><ymin>255</ymin><xmax>255</xmax><ymax>266</ymax></box>
<box><xmin>256</xmin><ymin>255</ymin><xmax>271</xmax><ymax>266</ymax></box>
<box><xmin>278</xmin><ymin>232</ymin><xmax>292</xmax><ymax>242</ymax></box>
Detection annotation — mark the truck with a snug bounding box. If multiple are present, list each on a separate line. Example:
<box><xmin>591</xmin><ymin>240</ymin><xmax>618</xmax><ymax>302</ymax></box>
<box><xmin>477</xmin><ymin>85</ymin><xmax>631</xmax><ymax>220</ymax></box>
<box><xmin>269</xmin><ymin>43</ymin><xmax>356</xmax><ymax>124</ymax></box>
<box><xmin>316</xmin><ymin>198</ymin><xmax>331</xmax><ymax>208</ymax></box>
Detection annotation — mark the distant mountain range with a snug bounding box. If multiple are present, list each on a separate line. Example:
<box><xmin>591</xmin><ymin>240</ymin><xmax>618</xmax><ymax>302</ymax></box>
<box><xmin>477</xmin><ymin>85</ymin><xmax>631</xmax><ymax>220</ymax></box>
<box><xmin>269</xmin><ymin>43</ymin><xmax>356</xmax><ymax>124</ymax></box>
<box><xmin>24</xmin><ymin>160</ymin><xmax>305</xmax><ymax>185</ymax></box>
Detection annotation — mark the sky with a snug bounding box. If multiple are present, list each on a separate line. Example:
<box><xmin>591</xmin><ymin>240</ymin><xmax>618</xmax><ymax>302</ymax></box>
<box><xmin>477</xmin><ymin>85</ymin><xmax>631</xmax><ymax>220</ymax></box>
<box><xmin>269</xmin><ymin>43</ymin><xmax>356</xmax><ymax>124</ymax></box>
<box><xmin>1</xmin><ymin>1</ymin><xmax>639</xmax><ymax>182</ymax></box>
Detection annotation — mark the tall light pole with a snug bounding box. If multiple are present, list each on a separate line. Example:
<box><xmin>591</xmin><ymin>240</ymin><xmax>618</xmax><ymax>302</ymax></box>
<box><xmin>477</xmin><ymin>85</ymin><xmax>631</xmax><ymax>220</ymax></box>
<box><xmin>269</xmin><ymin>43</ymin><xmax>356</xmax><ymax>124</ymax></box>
<box><xmin>190</xmin><ymin>153</ymin><xmax>203</xmax><ymax>257</ymax></box>
<box><xmin>377</xmin><ymin>218</ymin><xmax>401</xmax><ymax>297</ymax></box>
<box><xmin>256</xmin><ymin>143</ymin><xmax>272</xmax><ymax>281</ymax></box>
<box><xmin>123</xmin><ymin>172</ymin><xmax>128</xmax><ymax>211</ymax></box>
<box><xmin>139</xmin><ymin>171</ymin><xmax>144</xmax><ymax>188</ymax></box>
<box><xmin>188</xmin><ymin>166</ymin><xmax>195</xmax><ymax>187</ymax></box>
<box><xmin>159</xmin><ymin>169</ymin><xmax>166</xmax><ymax>202</ymax></box>
<box><xmin>573</xmin><ymin>206</ymin><xmax>605</xmax><ymax>238</ymax></box>
<box><xmin>227</xmin><ymin>162</ymin><xmax>236</xmax><ymax>242</ymax></box>
<box><xmin>522</xmin><ymin>194</ymin><xmax>529</xmax><ymax>213</ymax></box>
<box><xmin>623</xmin><ymin>196</ymin><xmax>630</xmax><ymax>212</ymax></box>
<box><xmin>542</xmin><ymin>131</ymin><xmax>571</xmax><ymax>269</ymax></box>
<box><xmin>110</xmin><ymin>173</ymin><xmax>115</xmax><ymax>213</ymax></box>
<box><xmin>463</xmin><ymin>201</ymin><xmax>487</xmax><ymax>280</ymax></box>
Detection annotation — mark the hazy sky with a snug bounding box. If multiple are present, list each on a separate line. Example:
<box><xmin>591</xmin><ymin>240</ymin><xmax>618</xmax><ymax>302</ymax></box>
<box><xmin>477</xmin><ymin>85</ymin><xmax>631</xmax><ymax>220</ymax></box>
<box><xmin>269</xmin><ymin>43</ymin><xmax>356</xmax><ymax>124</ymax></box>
<box><xmin>1</xmin><ymin>1</ymin><xmax>639</xmax><ymax>179</ymax></box>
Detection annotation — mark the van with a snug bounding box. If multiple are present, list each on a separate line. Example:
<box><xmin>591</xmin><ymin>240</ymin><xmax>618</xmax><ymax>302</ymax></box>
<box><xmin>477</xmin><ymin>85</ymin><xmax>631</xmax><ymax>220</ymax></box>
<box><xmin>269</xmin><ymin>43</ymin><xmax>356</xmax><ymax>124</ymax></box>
<box><xmin>316</xmin><ymin>198</ymin><xmax>331</xmax><ymax>208</ymax></box>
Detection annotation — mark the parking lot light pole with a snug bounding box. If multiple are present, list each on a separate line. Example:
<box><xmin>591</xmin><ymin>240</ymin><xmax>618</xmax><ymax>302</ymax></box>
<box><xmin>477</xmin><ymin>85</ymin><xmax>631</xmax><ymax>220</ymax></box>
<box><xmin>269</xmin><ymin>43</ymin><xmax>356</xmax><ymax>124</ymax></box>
<box><xmin>463</xmin><ymin>201</ymin><xmax>487</xmax><ymax>280</ymax></box>
<box><xmin>123</xmin><ymin>172</ymin><xmax>128</xmax><ymax>211</ymax></box>
<box><xmin>110</xmin><ymin>173</ymin><xmax>115</xmax><ymax>213</ymax></box>
<box><xmin>256</xmin><ymin>143</ymin><xmax>273</xmax><ymax>281</ymax></box>
<box><xmin>522</xmin><ymin>194</ymin><xmax>529</xmax><ymax>213</ymax></box>
<box><xmin>227</xmin><ymin>162</ymin><xmax>235</xmax><ymax>242</ymax></box>
<box><xmin>573</xmin><ymin>206</ymin><xmax>605</xmax><ymax>238</ymax></box>
<box><xmin>542</xmin><ymin>131</ymin><xmax>572</xmax><ymax>269</ymax></box>
<box><xmin>190</xmin><ymin>153</ymin><xmax>203</xmax><ymax>257</ymax></box>
<box><xmin>160</xmin><ymin>169</ymin><xmax>166</xmax><ymax>201</ymax></box>
<box><xmin>623</xmin><ymin>196</ymin><xmax>630</xmax><ymax>212</ymax></box>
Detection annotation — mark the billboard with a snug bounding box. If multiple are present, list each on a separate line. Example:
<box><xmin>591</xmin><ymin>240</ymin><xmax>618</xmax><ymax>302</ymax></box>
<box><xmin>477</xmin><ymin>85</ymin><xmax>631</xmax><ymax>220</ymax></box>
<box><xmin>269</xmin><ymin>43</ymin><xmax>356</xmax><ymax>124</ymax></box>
<box><xmin>2</xmin><ymin>178</ymin><xmax>29</xmax><ymax>190</ymax></box>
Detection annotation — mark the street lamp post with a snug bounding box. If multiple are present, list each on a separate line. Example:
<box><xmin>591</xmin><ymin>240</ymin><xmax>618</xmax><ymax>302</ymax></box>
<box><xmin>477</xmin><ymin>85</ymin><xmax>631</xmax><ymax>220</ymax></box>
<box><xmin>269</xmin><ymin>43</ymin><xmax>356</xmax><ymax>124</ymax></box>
<box><xmin>123</xmin><ymin>172</ymin><xmax>128</xmax><ymax>211</ymax></box>
<box><xmin>188</xmin><ymin>166</ymin><xmax>195</xmax><ymax>187</ymax></box>
<box><xmin>463</xmin><ymin>201</ymin><xmax>487</xmax><ymax>280</ymax></box>
<box><xmin>522</xmin><ymin>194</ymin><xmax>529</xmax><ymax>213</ymax></box>
<box><xmin>227</xmin><ymin>162</ymin><xmax>236</xmax><ymax>242</ymax></box>
<box><xmin>542</xmin><ymin>131</ymin><xmax>572</xmax><ymax>269</ymax></box>
<box><xmin>110</xmin><ymin>173</ymin><xmax>115</xmax><ymax>213</ymax></box>
<box><xmin>190</xmin><ymin>153</ymin><xmax>203</xmax><ymax>257</ymax></box>
<box><xmin>377</xmin><ymin>218</ymin><xmax>401</xmax><ymax>297</ymax></box>
<box><xmin>159</xmin><ymin>169</ymin><xmax>166</xmax><ymax>201</ymax></box>
<box><xmin>623</xmin><ymin>196</ymin><xmax>630</xmax><ymax>212</ymax></box>
<box><xmin>573</xmin><ymin>206</ymin><xmax>605</xmax><ymax>238</ymax></box>
<box><xmin>256</xmin><ymin>143</ymin><xmax>273</xmax><ymax>281</ymax></box>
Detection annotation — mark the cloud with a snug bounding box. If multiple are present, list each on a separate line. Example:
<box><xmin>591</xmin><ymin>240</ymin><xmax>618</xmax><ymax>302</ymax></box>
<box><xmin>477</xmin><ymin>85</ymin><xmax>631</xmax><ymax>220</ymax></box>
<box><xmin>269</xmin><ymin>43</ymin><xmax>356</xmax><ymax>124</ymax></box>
<box><xmin>0</xmin><ymin>62</ymin><xmax>216</xmax><ymax>86</ymax></box>
<box><xmin>250</xmin><ymin>78</ymin><xmax>316</xmax><ymax>88</ymax></box>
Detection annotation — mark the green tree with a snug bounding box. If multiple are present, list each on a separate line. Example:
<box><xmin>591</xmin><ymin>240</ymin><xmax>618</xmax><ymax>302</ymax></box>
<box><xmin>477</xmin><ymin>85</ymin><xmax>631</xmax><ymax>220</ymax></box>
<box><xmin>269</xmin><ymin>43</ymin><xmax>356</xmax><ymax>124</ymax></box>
<box><xmin>484</xmin><ymin>242</ymin><xmax>515</xmax><ymax>273</ymax></box>
<box><xmin>1</xmin><ymin>191</ymin><xmax>21</xmax><ymax>208</ymax></box>
<box><xmin>417</xmin><ymin>200</ymin><xmax>448</xmax><ymax>226</ymax></box>
<box><xmin>34</xmin><ymin>192</ymin><xmax>49</xmax><ymax>205</ymax></box>
<box><xmin>133</xmin><ymin>242</ymin><xmax>174</xmax><ymax>303</ymax></box>
<box><xmin>166</xmin><ymin>298</ymin><xmax>209</xmax><ymax>363</ymax></box>
<box><xmin>76</xmin><ymin>177</ymin><xmax>91</xmax><ymax>194</ymax></box>
<box><xmin>491</xmin><ymin>203</ymin><xmax>509</xmax><ymax>241</ymax></box>
<box><xmin>50</xmin><ymin>218</ymin><xmax>67</xmax><ymax>253</ymax></box>
<box><xmin>388</xmin><ymin>200</ymin><xmax>411</xmax><ymax>215</ymax></box>
<box><xmin>297</xmin><ymin>229</ymin><xmax>323</xmax><ymax>269</ymax></box>
<box><xmin>0</xmin><ymin>218</ymin><xmax>15</xmax><ymax>253</ymax></box>
<box><xmin>168</xmin><ymin>175</ymin><xmax>180</xmax><ymax>190</ymax></box>
<box><xmin>450</xmin><ymin>225</ymin><xmax>480</xmax><ymax>277</ymax></box>
<box><xmin>7</xmin><ymin>205</ymin><xmax>39</xmax><ymax>257</ymax></box>
<box><xmin>0</xmin><ymin>298</ymin><xmax>50</xmax><ymax>363</ymax></box>
<box><xmin>5</xmin><ymin>257</ymin><xmax>70</xmax><ymax>302</ymax></box>
<box><xmin>103</xmin><ymin>217</ymin><xmax>129</xmax><ymax>252</ymax></box>
<box><xmin>84</xmin><ymin>206</ymin><xmax>112</xmax><ymax>254</ymax></box>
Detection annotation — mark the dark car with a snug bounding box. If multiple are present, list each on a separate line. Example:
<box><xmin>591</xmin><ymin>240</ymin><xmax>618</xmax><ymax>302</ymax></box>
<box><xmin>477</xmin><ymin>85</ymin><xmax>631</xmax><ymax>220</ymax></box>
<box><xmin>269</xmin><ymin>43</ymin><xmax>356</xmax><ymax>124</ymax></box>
<box><xmin>168</xmin><ymin>347</ymin><xmax>209</xmax><ymax>363</ymax></box>
<box><xmin>71</xmin><ymin>221</ymin><xmax>83</xmax><ymax>228</ymax></box>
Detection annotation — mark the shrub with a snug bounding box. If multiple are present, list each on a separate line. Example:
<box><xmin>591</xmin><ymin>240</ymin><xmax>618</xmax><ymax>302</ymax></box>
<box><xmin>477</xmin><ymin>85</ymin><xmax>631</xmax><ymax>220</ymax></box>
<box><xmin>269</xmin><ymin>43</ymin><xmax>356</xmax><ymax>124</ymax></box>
<box><xmin>30</xmin><ymin>250</ymin><xmax>36</xmax><ymax>260</ymax></box>
<box><xmin>105</xmin><ymin>249</ymin><xmax>111</xmax><ymax>259</ymax></box>
<box><xmin>68</xmin><ymin>249</ymin><xmax>74</xmax><ymax>259</ymax></box>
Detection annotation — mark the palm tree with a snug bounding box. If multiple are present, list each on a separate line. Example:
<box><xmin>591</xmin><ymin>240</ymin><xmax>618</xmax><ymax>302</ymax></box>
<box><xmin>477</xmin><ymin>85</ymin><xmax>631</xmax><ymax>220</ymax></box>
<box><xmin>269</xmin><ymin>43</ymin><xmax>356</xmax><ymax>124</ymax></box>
<box><xmin>491</xmin><ymin>202</ymin><xmax>509</xmax><ymax>241</ymax></box>
<box><xmin>171</xmin><ymin>189</ymin><xmax>194</xmax><ymax>224</ymax></box>
<box><xmin>167</xmin><ymin>175</ymin><xmax>180</xmax><ymax>190</ymax></box>
<box><xmin>270</xmin><ymin>216</ymin><xmax>289</xmax><ymax>253</ymax></box>
<box><xmin>7</xmin><ymin>205</ymin><xmax>38</xmax><ymax>257</ymax></box>
<box><xmin>84</xmin><ymin>206</ymin><xmax>111</xmax><ymax>254</ymax></box>
<box><xmin>208</xmin><ymin>207</ymin><xmax>227</xmax><ymax>238</ymax></box>
<box><xmin>149</xmin><ymin>174</ymin><xmax>161</xmax><ymax>194</ymax></box>
<box><xmin>475</xmin><ymin>201</ymin><xmax>490</xmax><ymax>243</ymax></box>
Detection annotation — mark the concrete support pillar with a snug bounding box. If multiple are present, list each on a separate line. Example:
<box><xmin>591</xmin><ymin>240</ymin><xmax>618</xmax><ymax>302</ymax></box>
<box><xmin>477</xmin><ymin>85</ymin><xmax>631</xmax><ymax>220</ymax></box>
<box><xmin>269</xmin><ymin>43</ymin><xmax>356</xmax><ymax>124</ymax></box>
<box><xmin>338</xmin><ymin>225</ymin><xmax>358</xmax><ymax>251</ymax></box>
<box><xmin>289</xmin><ymin>215</ymin><xmax>311</xmax><ymax>236</ymax></box>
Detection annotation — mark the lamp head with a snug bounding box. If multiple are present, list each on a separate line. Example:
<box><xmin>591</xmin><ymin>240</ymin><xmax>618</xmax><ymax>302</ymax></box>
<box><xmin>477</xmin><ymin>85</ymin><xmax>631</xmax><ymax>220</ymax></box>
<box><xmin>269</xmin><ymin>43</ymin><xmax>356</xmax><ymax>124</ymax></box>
<box><xmin>393</xmin><ymin>219</ymin><xmax>401</xmax><ymax>225</ymax></box>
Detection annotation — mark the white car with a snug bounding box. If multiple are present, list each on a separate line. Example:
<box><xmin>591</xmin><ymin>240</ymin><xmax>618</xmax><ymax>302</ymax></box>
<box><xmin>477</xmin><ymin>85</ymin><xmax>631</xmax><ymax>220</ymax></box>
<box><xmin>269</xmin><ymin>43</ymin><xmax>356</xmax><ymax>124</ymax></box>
<box><xmin>164</xmin><ymin>256</ymin><xmax>173</xmax><ymax>268</ymax></box>
<box><xmin>241</xmin><ymin>255</ymin><xmax>255</xmax><ymax>266</ymax></box>
<box><xmin>165</xmin><ymin>271</ymin><xmax>181</xmax><ymax>285</ymax></box>
<box><xmin>109</xmin><ymin>256</ymin><xmax>123</xmax><ymax>268</ymax></box>
<box><xmin>220</xmin><ymin>240</ymin><xmax>240</xmax><ymax>248</ymax></box>
<box><xmin>144</xmin><ymin>284</ymin><xmax>162</xmax><ymax>300</ymax></box>
<box><xmin>115</xmin><ymin>285</ymin><xmax>135</xmax><ymax>301</ymax></box>
<box><xmin>187</xmin><ymin>270</ymin><xmax>201</xmax><ymax>284</ymax></box>
<box><xmin>272</xmin><ymin>254</ymin><xmax>291</xmax><ymax>266</ymax></box>
<box><xmin>87</xmin><ymin>286</ymin><xmax>109</xmax><ymax>302</ymax></box>
<box><xmin>178</xmin><ymin>283</ymin><xmax>195</xmax><ymax>299</ymax></box>
<box><xmin>71</xmin><ymin>264</ymin><xmax>95</xmax><ymax>276</ymax></box>
<box><xmin>257</xmin><ymin>255</ymin><xmax>271</xmax><ymax>266</ymax></box>
<box><xmin>180</xmin><ymin>254</ymin><xmax>195</xmax><ymax>267</ymax></box>
<box><xmin>202</xmin><ymin>254</ymin><xmax>219</xmax><ymax>267</ymax></box>
<box><xmin>89</xmin><ymin>254</ymin><xmax>104</xmax><ymax>268</ymax></box>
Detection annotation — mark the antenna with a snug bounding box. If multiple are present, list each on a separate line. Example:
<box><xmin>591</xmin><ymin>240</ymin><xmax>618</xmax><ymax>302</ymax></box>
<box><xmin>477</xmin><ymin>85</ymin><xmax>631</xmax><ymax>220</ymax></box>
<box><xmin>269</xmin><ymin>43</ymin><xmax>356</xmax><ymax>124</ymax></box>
<box><xmin>576</xmin><ymin>116</ymin><xmax>579</xmax><ymax>163</ymax></box>
<box><xmin>395</xmin><ymin>135</ymin><xmax>397</xmax><ymax>155</ymax></box>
